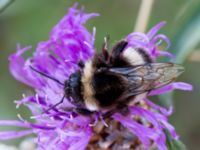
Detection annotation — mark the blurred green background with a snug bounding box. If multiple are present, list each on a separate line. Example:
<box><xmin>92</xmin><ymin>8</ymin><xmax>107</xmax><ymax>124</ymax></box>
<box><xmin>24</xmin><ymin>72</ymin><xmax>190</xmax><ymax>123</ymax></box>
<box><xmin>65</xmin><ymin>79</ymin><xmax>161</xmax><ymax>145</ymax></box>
<box><xmin>0</xmin><ymin>0</ymin><xmax>199</xmax><ymax>149</ymax></box>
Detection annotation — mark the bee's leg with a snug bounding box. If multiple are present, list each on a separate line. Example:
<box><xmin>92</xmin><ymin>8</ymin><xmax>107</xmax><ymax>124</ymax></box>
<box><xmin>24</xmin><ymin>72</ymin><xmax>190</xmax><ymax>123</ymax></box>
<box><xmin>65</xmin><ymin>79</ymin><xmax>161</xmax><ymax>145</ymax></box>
<box><xmin>74</xmin><ymin>108</ymin><xmax>94</xmax><ymax>116</ymax></box>
<box><xmin>102</xmin><ymin>35</ymin><xmax>110</xmax><ymax>62</ymax></box>
<box><xmin>110</xmin><ymin>40</ymin><xmax>128</xmax><ymax>66</ymax></box>
<box><xmin>102</xmin><ymin>103</ymin><xmax>129</xmax><ymax>118</ymax></box>
<box><xmin>102</xmin><ymin>110</ymin><xmax>115</xmax><ymax>119</ymax></box>
<box><xmin>117</xmin><ymin>103</ymin><xmax>129</xmax><ymax>116</ymax></box>
<box><xmin>111</xmin><ymin>40</ymin><xmax>128</xmax><ymax>59</ymax></box>
<box><xmin>59</xmin><ymin>107</ymin><xmax>93</xmax><ymax>116</ymax></box>
<box><xmin>42</xmin><ymin>94</ymin><xmax>66</xmax><ymax>114</ymax></box>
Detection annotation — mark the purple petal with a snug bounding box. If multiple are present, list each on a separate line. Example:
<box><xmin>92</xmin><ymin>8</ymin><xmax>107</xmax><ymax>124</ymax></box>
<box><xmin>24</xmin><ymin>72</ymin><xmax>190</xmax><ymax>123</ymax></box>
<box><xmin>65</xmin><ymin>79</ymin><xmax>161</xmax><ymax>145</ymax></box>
<box><xmin>127</xmin><ymin>32</ymin><xmax>150</xmax><ymax>47</ymax></box>
<box><xmin>113</xmin><ymin>103</ymin><xmax>178</xmax><ymax>150</ymax></box>
<box><xmin>145</xmin><ymin>98</ymin><xmax>173</xmax><ymax>116</ymax></box>
<box><xmin>129</xmin><ymin>106</ymin><xmax>177</xmax><ymax>146</ymax></box>
<box><xmin>9</xmin><ymin>45</ymin><xmax>40</xmax><ymax>88</ymax></box>
<box><xmin>150</xmin><ymin>34</ymin><xmax>171</xmax><ymax>51</ymax></box>
<box><xmin>126</xmin><ymin>21</ymin><xmax>173</xmax><ymax>61</ymax></box>
<box><xmin>158</xmin><ymin>51</ymin><xmax>175</xmax><ymax>58</ymax></box>
<box><xmin>142</xmin><ymin>102</ymin><xmax>178</xmax><ymax>139</ymax></box>
<box><xmin>147</xmin><ymin>21</ymin><xmax>167</xmax><ymax>40</ymax></box>
<box><xmin>0</xmin><ymin>130</ymin><xmax>33</xmax><ymax>140</ymax></box>
<box><xmin>113</xmin><ymin>113</ymin><xmax>165</xmax><ymax>150</ymax></box>
<box><xmin>149</xmin><ymin>82</ymin><xmax>193</xmax><ymax>96</ymax></box>
<box><xmin>0</xmin><ymin>120</ymin><xmax>29</xmax><ymax>128</ymax></box>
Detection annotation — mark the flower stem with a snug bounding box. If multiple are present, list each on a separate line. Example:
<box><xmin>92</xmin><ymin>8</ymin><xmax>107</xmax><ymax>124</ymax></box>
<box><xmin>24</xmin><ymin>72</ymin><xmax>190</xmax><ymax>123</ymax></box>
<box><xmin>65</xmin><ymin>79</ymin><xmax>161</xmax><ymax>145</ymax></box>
<box><xmin>134</xmin><ymin>0</ymin><xmax>155</xmax><ymax>33</ymax></box>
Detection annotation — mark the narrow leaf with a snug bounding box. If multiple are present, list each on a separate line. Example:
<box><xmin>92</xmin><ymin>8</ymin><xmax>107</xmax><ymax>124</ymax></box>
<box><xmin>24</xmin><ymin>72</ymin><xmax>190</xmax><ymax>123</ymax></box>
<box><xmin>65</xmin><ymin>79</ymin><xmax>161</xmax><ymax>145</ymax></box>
<box><xmin>0</xmin><ymin>0</ymin><xmax>14</xmax><ymax>13</ymax></box>
<box><xmin>171</xmin><ymin>12</ymin><xmax>200</xmax><ymax>63</ymax></box>
<box><xmin>165</xmin><ymin>129</ymin><xmax>187</xmax><ymax>150</ymax></box>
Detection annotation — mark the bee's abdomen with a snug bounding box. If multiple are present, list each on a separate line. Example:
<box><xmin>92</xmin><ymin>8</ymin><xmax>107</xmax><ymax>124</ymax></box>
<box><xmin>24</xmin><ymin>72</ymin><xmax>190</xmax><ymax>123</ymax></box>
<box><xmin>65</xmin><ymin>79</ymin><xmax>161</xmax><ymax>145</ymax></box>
<box><xmin>92</xmin><ymin>73</ymin><xmax>125</xmax><ymax>107</ymax></box>
<box><xmin>122</xmin><ymin>47</ymin><xmax>152</xmax><ymax>65</ymax></box>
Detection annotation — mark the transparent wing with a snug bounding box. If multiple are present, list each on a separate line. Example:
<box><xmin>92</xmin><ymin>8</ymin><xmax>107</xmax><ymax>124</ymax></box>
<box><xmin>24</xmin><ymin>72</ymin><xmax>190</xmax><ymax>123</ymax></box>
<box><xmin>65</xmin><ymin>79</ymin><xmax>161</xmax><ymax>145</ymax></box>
<box><xmin>109</xmin><ymin>63</ymin><xmax>184</xmax><ymax>96</ymax></box>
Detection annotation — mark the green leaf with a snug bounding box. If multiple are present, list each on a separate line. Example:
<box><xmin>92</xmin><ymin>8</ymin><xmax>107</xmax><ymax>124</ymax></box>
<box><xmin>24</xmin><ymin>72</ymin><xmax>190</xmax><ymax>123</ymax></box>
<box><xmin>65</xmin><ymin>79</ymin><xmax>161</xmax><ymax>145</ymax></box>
<box><xmin>165</xmin><ymin>129</ymin><xmax>187</xmax><ymax>150</ymax></box>
<box><xmin>172</xmin><ymin>11</ymin><xmax>200</xmax><ymax>63</ymax></box>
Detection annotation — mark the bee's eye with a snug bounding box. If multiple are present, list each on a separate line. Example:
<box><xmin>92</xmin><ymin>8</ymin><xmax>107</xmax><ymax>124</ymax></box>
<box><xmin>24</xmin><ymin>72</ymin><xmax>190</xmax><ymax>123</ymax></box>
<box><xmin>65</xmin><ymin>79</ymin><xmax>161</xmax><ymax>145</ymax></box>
<box><xmin>69</xmin><ymin>73</ymin><xmax>80</xmax><ymax>87</ymax></box>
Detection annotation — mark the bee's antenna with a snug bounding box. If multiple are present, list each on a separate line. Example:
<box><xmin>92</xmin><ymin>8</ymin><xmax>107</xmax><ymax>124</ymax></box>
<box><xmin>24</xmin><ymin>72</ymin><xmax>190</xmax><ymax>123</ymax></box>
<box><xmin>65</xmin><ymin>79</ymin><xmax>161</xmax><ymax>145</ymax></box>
<box><xmin>43</xmin><ymin>94</ymin><xmax>66</xmax><ymax>114</ymax></box>
<box><xmin>29</xmin><ymin>66</ymin><xmax>64</xmax><ymax>86</ymax></box>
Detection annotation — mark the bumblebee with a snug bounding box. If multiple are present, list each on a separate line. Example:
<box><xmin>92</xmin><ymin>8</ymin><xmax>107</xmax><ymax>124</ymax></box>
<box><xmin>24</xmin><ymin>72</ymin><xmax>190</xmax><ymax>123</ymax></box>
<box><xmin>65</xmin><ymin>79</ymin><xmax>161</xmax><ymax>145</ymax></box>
<box><xmin>31</xmin><ymin>38</ymin><xmax>184</xmax><ymax>117</ymax></box>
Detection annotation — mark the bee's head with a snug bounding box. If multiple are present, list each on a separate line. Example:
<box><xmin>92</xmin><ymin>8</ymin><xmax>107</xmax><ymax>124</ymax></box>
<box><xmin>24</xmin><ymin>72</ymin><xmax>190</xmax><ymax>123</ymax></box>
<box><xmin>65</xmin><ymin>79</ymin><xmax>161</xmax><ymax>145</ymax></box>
<box><xmin>64</xmin><ymin>71</ymin><xmax>83</xmax><ymax>106</ymax></box>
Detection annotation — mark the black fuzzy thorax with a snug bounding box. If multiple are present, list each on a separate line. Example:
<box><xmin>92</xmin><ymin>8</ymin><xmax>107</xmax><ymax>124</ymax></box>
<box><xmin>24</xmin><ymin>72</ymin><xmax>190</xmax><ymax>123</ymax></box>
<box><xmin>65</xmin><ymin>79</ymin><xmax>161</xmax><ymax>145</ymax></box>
<box><xmin>90</xmin><ymin>51</ymin><xmax>129</xmax><ymax>108</ymax></box>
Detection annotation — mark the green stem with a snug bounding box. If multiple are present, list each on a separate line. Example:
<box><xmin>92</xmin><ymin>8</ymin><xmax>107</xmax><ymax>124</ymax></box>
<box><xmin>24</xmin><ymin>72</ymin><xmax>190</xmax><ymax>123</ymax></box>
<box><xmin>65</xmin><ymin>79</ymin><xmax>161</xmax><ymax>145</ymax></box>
<box><xmin>134</xmin><ymin>0</ymin><xmax>155</xmax><ymax>33</ymax></box>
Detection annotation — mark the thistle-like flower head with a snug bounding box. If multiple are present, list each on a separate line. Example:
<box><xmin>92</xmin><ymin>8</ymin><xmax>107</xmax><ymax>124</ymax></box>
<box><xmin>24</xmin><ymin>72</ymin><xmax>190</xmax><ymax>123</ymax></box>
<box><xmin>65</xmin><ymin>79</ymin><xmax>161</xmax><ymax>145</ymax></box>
<box><xmin>0</xmin><ymin>4</ymin><xmax>192</xmax><ymax>150</ymax></box>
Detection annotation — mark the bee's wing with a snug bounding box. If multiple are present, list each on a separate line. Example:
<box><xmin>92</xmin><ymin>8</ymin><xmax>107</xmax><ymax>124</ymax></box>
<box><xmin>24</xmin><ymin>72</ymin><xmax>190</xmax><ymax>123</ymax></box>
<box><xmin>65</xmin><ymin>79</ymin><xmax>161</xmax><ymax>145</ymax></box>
<box><xmin>109</xmin><ymin>63</ymin><xmax>184</xmax><ymax>96</ymax></box>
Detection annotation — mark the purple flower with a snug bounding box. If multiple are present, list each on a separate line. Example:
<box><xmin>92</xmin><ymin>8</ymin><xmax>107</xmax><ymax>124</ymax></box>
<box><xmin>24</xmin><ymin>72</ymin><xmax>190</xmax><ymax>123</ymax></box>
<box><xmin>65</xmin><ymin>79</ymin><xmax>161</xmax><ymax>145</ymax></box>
<box><xmin>0</xmin><ymin>4</ymin><xmax>192</xmax><ymax>150</ymax></box>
